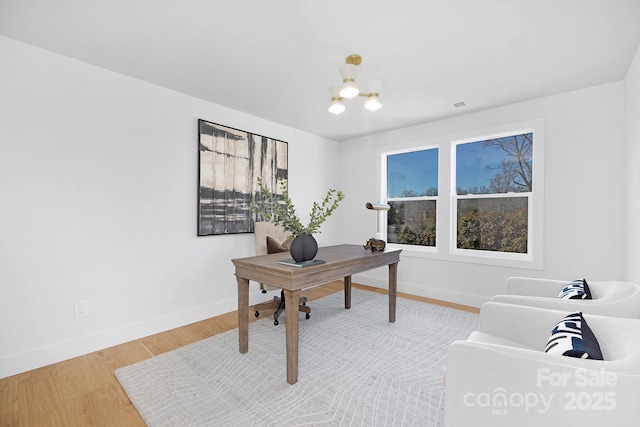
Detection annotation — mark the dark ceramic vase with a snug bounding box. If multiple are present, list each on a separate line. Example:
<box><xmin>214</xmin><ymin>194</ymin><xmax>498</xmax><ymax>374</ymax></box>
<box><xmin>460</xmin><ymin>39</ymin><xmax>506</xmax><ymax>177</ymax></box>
<box><xmin>289</xmin><ymin>234</ymin><xmax>318</xmax><ymax>262</ymax></box>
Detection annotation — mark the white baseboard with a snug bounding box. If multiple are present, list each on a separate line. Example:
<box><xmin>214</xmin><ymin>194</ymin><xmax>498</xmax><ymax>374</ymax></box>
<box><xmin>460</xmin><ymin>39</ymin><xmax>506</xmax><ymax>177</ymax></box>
<box><xmin>0</xmin><ymin>290</ymin><xmax>270</xmax><ymax>380</ymax></box>
<box><xmin>352</xmin><ymin>273</ymin><xmax>489</xmax><ymax>308</ymax></box>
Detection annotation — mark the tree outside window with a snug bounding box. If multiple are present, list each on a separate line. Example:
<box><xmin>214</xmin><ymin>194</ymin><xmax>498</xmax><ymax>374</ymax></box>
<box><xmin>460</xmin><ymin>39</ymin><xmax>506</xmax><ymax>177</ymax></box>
<box><xmin>385</xmin><ymin>148</ymin><xmax>438</xmax><ymax>247</ymax></box>
<box><xmin>455</xmin><ymin>133</ymin><xmax>533</xmax><ymax>254</ymax></box>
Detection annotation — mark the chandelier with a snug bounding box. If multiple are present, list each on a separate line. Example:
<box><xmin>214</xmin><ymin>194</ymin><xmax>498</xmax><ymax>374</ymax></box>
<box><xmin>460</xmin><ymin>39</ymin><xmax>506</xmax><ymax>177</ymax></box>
<box><xmin>328</xmin><ymin>54</ymin><xmax>382</xmax><ymax>115</ymax></box>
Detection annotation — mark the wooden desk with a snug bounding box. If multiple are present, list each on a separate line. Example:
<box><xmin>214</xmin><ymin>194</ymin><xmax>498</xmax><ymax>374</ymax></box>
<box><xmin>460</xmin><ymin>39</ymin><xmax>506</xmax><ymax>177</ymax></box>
<box><xmin>232</xmin><ymin>244</ymin><xmax>402</xmax><ymax>384</ymax></box>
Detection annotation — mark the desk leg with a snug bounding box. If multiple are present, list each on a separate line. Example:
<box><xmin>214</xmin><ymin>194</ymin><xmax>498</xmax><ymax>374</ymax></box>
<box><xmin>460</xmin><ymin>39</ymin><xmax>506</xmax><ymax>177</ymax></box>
<box><xmin>389</xmin><ymin>262</ymin><xmax>398</xmax><ymax>323</ymax></box>
<box><xmin>284</xmin><ymin>289</ymin><xmax>300</xmax><ymax>384</ymax></box>
<box><xmin>344</xmin><ymin>276</ymin><xmax>352</xmax><ymax>309</ymax></box>
<box><xmin>236</xmin><ymin>276</ymin><xmax>250</xmax><ymax>354</ymax></box>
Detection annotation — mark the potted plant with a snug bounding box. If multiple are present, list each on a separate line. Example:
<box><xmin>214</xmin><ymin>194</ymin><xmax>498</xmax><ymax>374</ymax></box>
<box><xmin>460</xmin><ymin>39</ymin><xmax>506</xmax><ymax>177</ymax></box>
<box><xmin>251</xmin><ymin>177</ymin><xmax>345</xmax><ymax>262</ymax></box>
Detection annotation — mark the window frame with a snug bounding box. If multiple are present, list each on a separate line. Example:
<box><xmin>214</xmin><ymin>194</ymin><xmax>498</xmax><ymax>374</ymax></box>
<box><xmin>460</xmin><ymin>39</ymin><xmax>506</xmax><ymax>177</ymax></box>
<box><xmin>381</xmin><ymin>144</ymin><xmax>439</xmax><ymax>254</ymax></box>
<box><xmin>379</xmin><ymin>119</ymin><xmax>544</xmax><ymax>270</ymax></box>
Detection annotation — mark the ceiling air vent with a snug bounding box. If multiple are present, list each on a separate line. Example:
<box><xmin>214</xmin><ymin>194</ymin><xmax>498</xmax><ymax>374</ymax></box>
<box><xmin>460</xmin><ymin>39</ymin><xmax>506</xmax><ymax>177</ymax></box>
<box><xmin>439</xmin><ymin>101</ymin><xmax>467</xmax><ymax>112</ymax></box>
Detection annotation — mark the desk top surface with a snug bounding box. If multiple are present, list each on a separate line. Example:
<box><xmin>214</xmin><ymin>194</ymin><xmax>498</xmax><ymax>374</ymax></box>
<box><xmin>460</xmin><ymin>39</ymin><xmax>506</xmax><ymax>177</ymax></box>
<box><xmin>232</xmin><ymin>244</ymin><xmax>402</xmax><ymax>289</ymax></box>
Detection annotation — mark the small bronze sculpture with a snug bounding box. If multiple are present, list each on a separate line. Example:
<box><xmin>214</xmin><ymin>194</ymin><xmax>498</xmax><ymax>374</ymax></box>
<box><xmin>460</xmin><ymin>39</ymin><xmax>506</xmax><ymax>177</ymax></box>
<box><xmin>363</xmin><ymin>238</ymin><xmax>386</xmax><ymax>251</ymax></box>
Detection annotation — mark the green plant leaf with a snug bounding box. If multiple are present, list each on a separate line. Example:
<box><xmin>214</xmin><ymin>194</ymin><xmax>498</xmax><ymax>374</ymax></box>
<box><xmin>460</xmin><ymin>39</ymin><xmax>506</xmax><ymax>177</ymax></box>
<box><xmin>250</xmin><ymin>177</ymin><xmax>345</xmax><ymax>236</ymax></box>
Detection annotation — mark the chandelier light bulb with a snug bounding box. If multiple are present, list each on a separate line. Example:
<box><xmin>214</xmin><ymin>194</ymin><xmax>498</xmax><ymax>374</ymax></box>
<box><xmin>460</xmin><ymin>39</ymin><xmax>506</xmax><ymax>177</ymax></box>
<box><xmin>339</xmin><ymin>82</ymin><xmax>359</xmax><ymax>99</ymax></box>
<box><xmin>328</xmin><ymin>99</ymin><xmax>346</xmax><ymax>115</ymax></box>
<box><xmin>339</xmin><ymin>63</ymin><xmax>359</xmax><ymax>98</ymax></box>
<box><xmin>328</xmin><ymin>87</ymin><xmax>345</xmax><ymax>114</ymax></box>
<box><xmin>364</xmin><ymin>94</ymin><xmax>382</xmax><ymax>111</ymax></box>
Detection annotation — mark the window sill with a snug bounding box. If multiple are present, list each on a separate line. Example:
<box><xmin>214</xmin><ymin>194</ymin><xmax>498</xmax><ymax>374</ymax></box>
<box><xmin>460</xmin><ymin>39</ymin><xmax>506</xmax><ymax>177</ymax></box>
<box><xmin>388</xmin><ymin>243</ymin><xmax>542</xmax><ymax>270</ymax></box>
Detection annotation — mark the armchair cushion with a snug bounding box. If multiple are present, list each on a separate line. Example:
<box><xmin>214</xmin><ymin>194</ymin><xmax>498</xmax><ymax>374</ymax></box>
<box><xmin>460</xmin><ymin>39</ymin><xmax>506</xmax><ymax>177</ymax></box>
<box><xmin>558</xmin><ymin>279</ymin><xmax>592</xmax><ymax>299</ymax></box>
<box><xmin>544</xmin><ymin>312</ymin><xmax>603</xmax><ymax>360</ymax></box>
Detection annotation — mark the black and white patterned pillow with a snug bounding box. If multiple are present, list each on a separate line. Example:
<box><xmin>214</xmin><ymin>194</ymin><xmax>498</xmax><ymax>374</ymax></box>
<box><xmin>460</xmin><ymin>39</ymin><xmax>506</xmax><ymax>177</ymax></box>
<box><xmin>544</xmin><ymin>312</ymin><xmax>603</xmax><ymax>360</ymax></box>
<box><xmin>558</xmin><ymin>279</ymin><xmax>592</xmax><ymax>300</ymax></box>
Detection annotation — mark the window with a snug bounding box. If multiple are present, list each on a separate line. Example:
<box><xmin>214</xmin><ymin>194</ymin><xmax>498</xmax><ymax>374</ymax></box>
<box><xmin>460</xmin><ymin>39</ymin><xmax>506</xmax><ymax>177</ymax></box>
<box><xmin>384</xmin><ymin>147</ymin><xmax>438</xmax><ymax>247</ymax></box>
<box><xmin>379</xmin><ymin>119</ymin><xmax>544</xmax><ymax>269</ymax></box>
<box><xmin>454</xmin><ymin>133</ymin><xmax>533</xmax><ymax>255</ymax></box>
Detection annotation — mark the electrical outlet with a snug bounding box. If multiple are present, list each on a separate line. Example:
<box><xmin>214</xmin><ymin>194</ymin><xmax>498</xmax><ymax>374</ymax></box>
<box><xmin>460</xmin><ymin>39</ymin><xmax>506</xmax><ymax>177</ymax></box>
<box><xmin>74</xmin><ymin>300</ymin><xmax>89</xmax><ymax>318</ymax></box>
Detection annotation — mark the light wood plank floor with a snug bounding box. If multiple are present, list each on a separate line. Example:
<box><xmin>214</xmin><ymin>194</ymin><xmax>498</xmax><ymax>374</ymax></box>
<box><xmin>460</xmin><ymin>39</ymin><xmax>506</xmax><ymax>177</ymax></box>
<box><xmin>0</xmin><ymin>281</ymin><xmax>478</xmax><ymax>426</ymax></box>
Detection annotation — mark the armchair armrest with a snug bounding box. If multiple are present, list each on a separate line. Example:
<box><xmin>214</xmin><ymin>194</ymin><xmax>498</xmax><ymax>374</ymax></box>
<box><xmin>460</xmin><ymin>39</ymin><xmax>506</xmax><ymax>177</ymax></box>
<box><xmin>493</xmin><ymin>293</ymin><xmax>604</xmax><ymax>310</ymax></box>
<box><xmin>490</xmin><ymin>294</ymin><xmax>631</xmax><ymax>317</ymax></box>
<box><xmin>478</xmin><ymin>302</ymin><xmax>567</xmax><ymax>349</ymax></box>
<box><xmin>505</xmin><ymin>276</ymin><xmax>570</xmax><ymax>298</ymax></box>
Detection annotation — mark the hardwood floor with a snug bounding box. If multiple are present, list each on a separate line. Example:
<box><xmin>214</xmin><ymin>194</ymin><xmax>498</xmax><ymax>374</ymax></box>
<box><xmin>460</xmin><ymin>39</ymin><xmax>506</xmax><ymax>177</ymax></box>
<box><xmin>0</xmin><ymin>281</ymin><xmax>478</xmax><ymax>426</ymax></box>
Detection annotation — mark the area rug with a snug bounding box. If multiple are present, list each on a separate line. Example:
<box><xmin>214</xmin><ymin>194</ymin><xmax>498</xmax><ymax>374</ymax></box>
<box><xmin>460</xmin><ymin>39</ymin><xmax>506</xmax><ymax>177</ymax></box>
<box><xmin>115</xmin><ymin>289</ymin><xmax>478</xmax><ymax>426</ymax></box>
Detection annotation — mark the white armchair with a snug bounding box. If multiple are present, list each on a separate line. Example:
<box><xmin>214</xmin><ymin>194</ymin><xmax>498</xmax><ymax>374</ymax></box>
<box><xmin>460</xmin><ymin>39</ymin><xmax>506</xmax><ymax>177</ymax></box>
<box><xmin>490</xmin><ymin>277</ymin><xmax>640</xmax><ymax>318</ymax></box>
<box><xmin>444</xmin><ymin>302</ymin><xmax>640</xmax><ymax>426</ymax></box>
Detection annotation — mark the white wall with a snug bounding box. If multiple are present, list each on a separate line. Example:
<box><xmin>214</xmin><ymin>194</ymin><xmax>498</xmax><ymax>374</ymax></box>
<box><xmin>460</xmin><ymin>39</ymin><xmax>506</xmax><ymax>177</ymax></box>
<box><xmin>338</xmin><ymin>82</ymin><xmax>627</xmax><ymax>307</ymax></box>
<box><xmin>1</xmin><ymin>33</ymin><xmax>634</xmax><ymax>379</ymax></box>
<box><xmin>625</xmin><ymin>45</ymin><xmax>640</xmax><ymax>284</ymax></box>
<box><xmin>0</xmin><ymin>36</ymin><xmax>340</xmax><ymax>379</ymax></box>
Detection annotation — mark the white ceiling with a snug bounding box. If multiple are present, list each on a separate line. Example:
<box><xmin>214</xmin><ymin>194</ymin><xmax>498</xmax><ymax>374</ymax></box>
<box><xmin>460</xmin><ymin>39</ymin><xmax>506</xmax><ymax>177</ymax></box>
<box><xmin>1</xmin><ymin>0</ymin><xmax>639</xmax><ymax>142</ymax></box>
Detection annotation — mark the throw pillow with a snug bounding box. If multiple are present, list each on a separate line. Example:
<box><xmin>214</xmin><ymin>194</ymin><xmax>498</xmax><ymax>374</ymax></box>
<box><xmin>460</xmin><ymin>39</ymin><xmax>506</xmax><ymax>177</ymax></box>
<box><xmin>583</xmin><ymin>279</ymin><xmax>592</xmax><ymax>299</ymax></box>
<box><xmin>558</xmin><ymin>278</ymin><xmax>592</xmax><ymax>300</ymax></box>
<box><xmin>266</xmin><ymin>236</ymin><xmax>292</xmax><ymax>254</ymax></box>
<box><xmin>544</xmin><ymin>312</ymin><xmax>603</xmax><ymax>360</ymax></box>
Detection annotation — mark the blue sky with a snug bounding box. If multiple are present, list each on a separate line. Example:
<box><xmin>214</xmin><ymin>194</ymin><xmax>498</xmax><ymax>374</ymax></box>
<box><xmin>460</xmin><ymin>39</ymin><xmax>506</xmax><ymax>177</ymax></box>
<box><xmin>387</xmin><ymin>149</ymin><xmax>438</xmax><ymax>197</ymax></box>
<box><xmin>387</xmin><ymin>133</ymin><xmax>533</xmax><ymax>197</ymax></box>
<box><xmin>456</xmin><ymin>140</ymin><xmax>511</xmax><ymax>191</ymax></box>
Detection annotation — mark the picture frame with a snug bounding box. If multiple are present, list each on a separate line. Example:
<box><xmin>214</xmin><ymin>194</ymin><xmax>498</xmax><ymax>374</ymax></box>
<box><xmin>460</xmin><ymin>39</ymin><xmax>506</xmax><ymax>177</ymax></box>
<box><xmin>197</xmin><ymin>119</ymin><xmax>288</xmax><ymax>236</ymax></box>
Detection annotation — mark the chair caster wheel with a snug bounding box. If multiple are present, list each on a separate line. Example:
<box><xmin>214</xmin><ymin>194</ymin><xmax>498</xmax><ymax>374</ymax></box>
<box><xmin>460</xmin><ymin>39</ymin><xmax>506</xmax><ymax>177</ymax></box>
<box><xmin>306</xmin><ymin>313</ymin><xmax>310</xmax><ymax>319</ymax></box>
<box><xmin>274</xmin><ymin>319</ymin><xmax>279</xmax><ymax>326</ymax></box>
<box><xmin>255</xmin><ymin>311</ymin><xmax>259</xmax><ymax>317</ymax></box>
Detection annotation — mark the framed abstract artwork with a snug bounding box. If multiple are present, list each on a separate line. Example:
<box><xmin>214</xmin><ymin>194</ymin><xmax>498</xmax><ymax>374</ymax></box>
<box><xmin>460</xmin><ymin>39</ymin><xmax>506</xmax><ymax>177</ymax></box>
<box><xmin>197</xmin><ymin>119</ymin><xmax>288</xmax><ymax>236</ymax></box>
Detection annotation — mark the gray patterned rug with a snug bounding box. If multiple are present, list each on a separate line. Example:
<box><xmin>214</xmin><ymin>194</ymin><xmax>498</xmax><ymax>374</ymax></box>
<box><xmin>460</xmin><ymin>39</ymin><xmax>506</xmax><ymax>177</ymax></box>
<box><xmin>115</xmin><ymin>289</ymin><xmax>478</xmax><ymax>426</ymax></box>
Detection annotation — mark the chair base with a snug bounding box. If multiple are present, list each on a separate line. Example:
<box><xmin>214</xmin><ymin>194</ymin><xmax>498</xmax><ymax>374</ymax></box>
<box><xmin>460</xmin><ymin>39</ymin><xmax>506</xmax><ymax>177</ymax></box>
<box><xmin>253</xmin><ymin>290</ymin><xmax>311</xmax><ymax>326</ymax></box>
